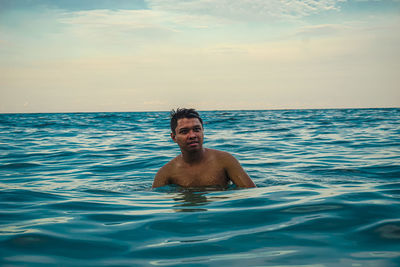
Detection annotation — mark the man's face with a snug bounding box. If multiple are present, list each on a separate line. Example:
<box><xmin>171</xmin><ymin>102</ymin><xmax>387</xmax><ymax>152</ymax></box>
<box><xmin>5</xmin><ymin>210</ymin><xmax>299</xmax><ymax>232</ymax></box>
<box><xmin>171</xmin><ymin>118</ymin><xmax>204</xmax><ymax>152</ymax></box>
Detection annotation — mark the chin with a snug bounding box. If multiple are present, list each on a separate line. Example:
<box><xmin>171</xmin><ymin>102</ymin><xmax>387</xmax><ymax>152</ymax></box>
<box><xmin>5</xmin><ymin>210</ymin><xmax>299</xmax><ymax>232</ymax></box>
<box><xmin>188</xmin><ymin>145</ymin><xmax>202</xmax><ymax>151</ymax></box>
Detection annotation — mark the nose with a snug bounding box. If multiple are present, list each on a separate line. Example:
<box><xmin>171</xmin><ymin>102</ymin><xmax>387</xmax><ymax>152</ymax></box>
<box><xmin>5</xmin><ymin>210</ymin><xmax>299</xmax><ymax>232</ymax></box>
<box><xmin>188</xmin><ymin>130</ymin><xmax>196</xmax><ymax>139</ymax></box>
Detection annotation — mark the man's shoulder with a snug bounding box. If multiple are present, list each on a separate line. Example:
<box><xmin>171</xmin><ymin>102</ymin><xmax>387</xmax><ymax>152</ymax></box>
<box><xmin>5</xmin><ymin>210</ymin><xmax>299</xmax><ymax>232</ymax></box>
<box><xmin>163</xmin><ymin>155</ymin><xmax>179</xmax><ymax>167</ymax></box>
<box><xmin>158</xmin><ymin>155</ymin><xmax>181</xmax><ymax>172</ymax></box>
<box><xmin>206</xmin><ymin>148</ymin><xmax>235</xmax><ymax>161</ymax></box>
<box><xmin>154</xmin><ymin>156</ymin><xmax>183</xmax><ymax>187</ymax></box>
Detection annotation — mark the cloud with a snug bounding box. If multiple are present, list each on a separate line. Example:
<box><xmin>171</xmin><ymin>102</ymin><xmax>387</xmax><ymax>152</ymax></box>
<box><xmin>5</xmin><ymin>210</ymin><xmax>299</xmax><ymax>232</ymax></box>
<box><xmin>293</xmin><ymin>24</ymin><xmax>351</xmax><ymax>39</ymax></box>
<box><xmin>55</xmin><ymin>9</ymin><xmax>177</xmax><ymax>48</ymax></box>
<box><xmin>147</xmin><ymin>0</ymin><xmax>343</xmax><ymax>22</ymax></box>
<box><xmin>53</xmin><ymin>0</ymin><xmax>347</xmax><ymax>42</ymax></box>
<box><xmin>0</xmin><ymin>0</ymin><xmax>148</xmax><ymax>11</ymax></box>
<box><xmin>59</xmin><ymin>9</ymin><xmax>158</xmax><ymax>29</ymax></box>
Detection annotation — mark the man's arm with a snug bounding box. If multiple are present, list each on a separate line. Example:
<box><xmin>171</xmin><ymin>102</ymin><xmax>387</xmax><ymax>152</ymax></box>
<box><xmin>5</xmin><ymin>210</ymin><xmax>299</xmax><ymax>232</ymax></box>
<box><xmin>152</xmin><ymin>165</ymin><xmax>170</xmax><ymax>188</ymax></box>
<box><xmin>223</xmin><ymin>152</ymin><xmax>256</xmax><ymax>188</ymax></box>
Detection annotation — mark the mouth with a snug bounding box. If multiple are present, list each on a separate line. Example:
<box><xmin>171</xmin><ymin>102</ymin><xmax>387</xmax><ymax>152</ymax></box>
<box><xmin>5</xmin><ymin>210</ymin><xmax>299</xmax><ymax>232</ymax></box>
<box><xmin>188</xmin><ymin>141</ymin><xmax>199</xmax><ymax>147</ymax></box>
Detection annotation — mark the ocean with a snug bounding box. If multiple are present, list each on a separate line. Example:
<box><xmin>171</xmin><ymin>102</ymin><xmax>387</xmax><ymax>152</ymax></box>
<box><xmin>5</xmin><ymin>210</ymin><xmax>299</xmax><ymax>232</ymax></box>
<box><xmin>0</xmin><ymin>108</ymin><xmax>399</xmax><ymax>266</ymax></box>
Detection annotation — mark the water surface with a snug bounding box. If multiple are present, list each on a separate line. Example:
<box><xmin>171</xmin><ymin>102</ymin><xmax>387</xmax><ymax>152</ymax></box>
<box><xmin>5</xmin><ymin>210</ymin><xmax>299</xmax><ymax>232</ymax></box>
<box><xmin>1</xmin><ymin>108</ymin><xmax>399</xmax><ymax>266</ymax></box>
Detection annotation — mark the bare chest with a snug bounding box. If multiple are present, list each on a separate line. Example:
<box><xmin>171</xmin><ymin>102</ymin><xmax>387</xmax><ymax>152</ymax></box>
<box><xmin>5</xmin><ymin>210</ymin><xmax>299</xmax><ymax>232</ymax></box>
<box><xmin>170</xmin><ymin>162</ymin><xmax>229</xmax><ymax>187</ymax></box>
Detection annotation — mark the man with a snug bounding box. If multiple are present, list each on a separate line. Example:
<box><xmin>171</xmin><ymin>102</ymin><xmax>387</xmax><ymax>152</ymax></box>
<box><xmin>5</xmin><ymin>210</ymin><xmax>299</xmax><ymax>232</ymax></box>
<box><xmin>152</xmin><ymin>108</ymin><xmax>256</xmax><ymax>188</ymax></box>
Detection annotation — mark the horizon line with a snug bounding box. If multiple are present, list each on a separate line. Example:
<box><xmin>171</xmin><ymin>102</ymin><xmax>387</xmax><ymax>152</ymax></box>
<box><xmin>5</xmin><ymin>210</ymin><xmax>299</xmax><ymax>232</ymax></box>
<box><xmin>1</xmin><ymin>106</ymin><xmax>399</xmax><ymax>115</ymax></box>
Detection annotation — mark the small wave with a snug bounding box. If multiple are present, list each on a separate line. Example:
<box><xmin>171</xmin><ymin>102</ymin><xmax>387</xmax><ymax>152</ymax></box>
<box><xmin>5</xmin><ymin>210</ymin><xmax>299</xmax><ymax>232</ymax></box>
<box><xmin>34</xmin><ymin>122</ymin><xmax>58</xmax><ymax>128</ymax></box>
<box><xmin>48</xmin><ymin>200</ymin><xmax>130</xmax><ymax>211</ymax></box>
<box><xmin>85</xmin><ymin>213</ymin><xmax>153</xmax><ymax>225</ymax></box>
<box><xmin>283</xmin><ymin>204</ymin><xmax>343</xmax><ymax>213</ymax></box>
<box><xmin>0</xmin><ymin>189</ymin><xmax>65</xmax><ymax>202</ymax></box>
<box><xmin>82</xmin><ymin>189</ymin><xmax>125</xmax><ymax>195</ymax></box>
<box><xmin>354</xmin><ymin>219</ymin><xmax>400</xmax><ymax>243</ymax></box>
<box><xmin>2</xmin><ymin>233</ymin><xmax>128</xmax><ymax>259</ymax></box>
<box><xmin>88</xmin><ymin>157</ymin><xmax>168</xmax><ymax>173</ymax></box>
<box><xmin>0</xmin><ymin>162</ymin><xmax>42</xmax><ymax>170</ymax></box>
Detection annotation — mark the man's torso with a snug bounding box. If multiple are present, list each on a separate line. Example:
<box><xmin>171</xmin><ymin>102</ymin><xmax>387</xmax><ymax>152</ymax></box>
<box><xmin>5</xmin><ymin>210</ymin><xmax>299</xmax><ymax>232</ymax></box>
<box><xmin>166</xmin><ymin>149</ymin><xmax>230</xmax><ymax>187</ymax></box>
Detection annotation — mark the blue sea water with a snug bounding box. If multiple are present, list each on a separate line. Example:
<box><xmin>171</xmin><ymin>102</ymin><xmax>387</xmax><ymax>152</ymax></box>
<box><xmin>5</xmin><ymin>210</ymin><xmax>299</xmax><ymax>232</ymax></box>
<box><xmin>0</xmin><ymin>108</ymin><xmax>399</xmax><ymax>266</ymax></box>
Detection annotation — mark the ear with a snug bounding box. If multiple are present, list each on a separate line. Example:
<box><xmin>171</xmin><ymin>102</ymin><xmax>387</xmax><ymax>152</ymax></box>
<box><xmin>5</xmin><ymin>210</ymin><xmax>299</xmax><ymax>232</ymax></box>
<box><xmin>170</xmin><ymin>132</ymin><xmax>177</xmax><ymax>142</ymax></box>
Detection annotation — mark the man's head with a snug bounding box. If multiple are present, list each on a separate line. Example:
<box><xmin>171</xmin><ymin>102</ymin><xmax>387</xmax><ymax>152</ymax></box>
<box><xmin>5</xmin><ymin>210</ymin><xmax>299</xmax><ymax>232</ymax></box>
<box><xmin>170</xmin><ymin>108</ymin><xmax>203</xmax><ymax>135</ymax></box>
<box><xmin>170</xmin><ymin>108</ymin><xmax>204</xmax><ymax>152</ymax></box>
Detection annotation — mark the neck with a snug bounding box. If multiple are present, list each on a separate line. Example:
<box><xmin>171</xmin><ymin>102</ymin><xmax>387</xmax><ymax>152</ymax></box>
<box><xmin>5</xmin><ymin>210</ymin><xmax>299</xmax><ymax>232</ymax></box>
<box><xmin>181</xmin><ymin>148</ymin><xmax>206</xmax><ymax>164</ymax></box>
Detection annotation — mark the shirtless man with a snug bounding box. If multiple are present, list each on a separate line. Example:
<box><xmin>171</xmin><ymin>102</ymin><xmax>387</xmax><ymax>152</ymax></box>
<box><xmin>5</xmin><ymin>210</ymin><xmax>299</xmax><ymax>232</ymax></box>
<box><xmin>152</xmin><ymin>108</ymin><xmax>256</xmax><ymax>188</ymax></box>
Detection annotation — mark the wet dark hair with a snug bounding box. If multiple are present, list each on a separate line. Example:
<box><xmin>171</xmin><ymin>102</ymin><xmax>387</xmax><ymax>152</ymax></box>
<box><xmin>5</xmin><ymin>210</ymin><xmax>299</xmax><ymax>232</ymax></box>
<box><xmin>170</xmin><ymin>108</ymin><xmax>203</xmax><ymax>134</ymax></box>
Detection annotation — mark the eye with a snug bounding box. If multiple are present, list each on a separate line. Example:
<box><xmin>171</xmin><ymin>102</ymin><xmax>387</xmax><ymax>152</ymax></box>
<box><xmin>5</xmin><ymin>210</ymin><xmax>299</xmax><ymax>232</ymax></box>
<box><xmin>179</xmin><ymin>129</ymin><xmax>188</xmax><ymax>134</ymax></box>
<box><xmin>194</xmin><ymin>127</ymin><xmax>201</xmax><ymax>132</ymax></box>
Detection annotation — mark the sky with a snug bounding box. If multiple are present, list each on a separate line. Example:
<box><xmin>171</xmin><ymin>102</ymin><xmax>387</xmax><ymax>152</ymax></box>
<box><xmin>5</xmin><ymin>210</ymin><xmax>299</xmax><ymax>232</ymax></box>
<box><xmin>0</xmin><ymin>0</ymin><xmax>399</xmax><ymax>113</ymax></box>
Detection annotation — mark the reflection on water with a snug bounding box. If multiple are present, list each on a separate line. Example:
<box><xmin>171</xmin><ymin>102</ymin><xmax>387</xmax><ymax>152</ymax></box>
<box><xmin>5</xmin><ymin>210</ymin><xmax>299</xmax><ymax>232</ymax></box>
<box><xmin>171</xmin><ymin>186</ymin><xmax>235</xmax><ymax>212</ymax></box>
<box><xmin>173</xmin><ymin>191</ymin><xmax>209</xmax><ymax>212</ymax></box>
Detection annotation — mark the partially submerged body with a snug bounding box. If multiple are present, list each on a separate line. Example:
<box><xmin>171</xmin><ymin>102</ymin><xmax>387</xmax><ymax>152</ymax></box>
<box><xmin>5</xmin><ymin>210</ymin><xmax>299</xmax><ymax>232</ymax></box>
<box><xmin>152</xmin><ymin>109</ymin><xmax>256</xmax><ymax>189</ymax></box>
<box><xmin>153</xmin><ymin>148</ymin><xmax>255</xmax><ymax>188</ymax></box>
